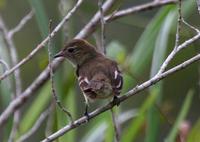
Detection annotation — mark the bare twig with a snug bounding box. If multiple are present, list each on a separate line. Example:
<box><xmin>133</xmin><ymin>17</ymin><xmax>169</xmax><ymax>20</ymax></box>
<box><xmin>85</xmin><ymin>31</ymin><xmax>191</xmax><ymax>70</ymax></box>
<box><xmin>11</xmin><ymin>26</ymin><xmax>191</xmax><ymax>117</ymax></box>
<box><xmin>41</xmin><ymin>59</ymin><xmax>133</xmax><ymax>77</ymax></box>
<box><xmin>0</xmin><ymin>15</ymin><xmax>22</xmax><ymax>96</ymax></box>
<box><xmin>196</xmin><ymin>0</ymin><xmax>200</xmax><ymax>14</ymax></box>
<box><xmin>105</xmin><ymin>0</ymin><xmax>177</xmax><ymax>22</ymax></box>
<box><xmin>16</xmin><ymin>108</ymin><xmax>50</xmax><ymax>142</ymax></box>
<box><xmin>182</xmin><ymin>19</ymin><xmax>200</xmax><ymax>33</ymax></box>
<box><xmin>157</xmin><ymin>33</ymin><xmax>200</xmax><ymax>75</ymax></box>
<box><xmin>0</xmin><ymin>0</ymin><xmax>84</xmax><ymax>81</ymax></box>
<box><xmin>8</xmin><ymin>113</ymin><xmax>20</xmax><ymax>142</ymax></box>
<box><xmin>0</xmin><ymin>11</ymin><xmax>31</xmax><ymax>141</ymax></box>
<box><xmin>156</xmin><ymin>0</ymin><xmax>200</xmax><ymax>75</ymax></box>
<box><xmin>47</xmin><ymin>20</ymin><xmax>73</xmax><ymax>122</ymax></box>
<box><xmin>174</xmin><ymin>0</ymin><xmax>182</xmax><ymax>49</ymax></box>
<box><xmin>0</xmin><ymin>59</ymin><xmax>9</xmax><ymax>73</ymax></box>
<box><xmin>42</xmin><ymin>53</ymin><xmax>200</xmax><ymax>142</ymax></box>
<box><xmin>76</xmin><ymin>0</ymin><xmax>116</xmax><ymax>39</ymax></box>
<box><xmin>98</xmin><ymin>0</ymin><xmax>106</xmax><ymax>54</ymax></box>
<box><xmin>110</xmin><ymin>109</ymin><xmax>120</xmax><ymax>142</ymax></box>
<box><xmin>8</xmin><ymin>10</ymin><xmax>34</xmax><ymax>39</ymax></box>
<box><xmin>45</xmin><ymin>102</ymin><xmax>55</xmax><ymax>137</ymax></box>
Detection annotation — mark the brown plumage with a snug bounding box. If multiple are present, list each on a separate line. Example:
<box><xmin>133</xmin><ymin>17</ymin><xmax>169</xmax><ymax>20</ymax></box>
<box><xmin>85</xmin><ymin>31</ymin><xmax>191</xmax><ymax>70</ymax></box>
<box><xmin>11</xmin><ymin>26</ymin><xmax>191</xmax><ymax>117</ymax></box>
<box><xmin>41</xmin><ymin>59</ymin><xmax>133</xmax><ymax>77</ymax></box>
<box><xmin>54</xmin><ymin>39</ymin><xmax>123</xmax><ymax>115</ymax></box>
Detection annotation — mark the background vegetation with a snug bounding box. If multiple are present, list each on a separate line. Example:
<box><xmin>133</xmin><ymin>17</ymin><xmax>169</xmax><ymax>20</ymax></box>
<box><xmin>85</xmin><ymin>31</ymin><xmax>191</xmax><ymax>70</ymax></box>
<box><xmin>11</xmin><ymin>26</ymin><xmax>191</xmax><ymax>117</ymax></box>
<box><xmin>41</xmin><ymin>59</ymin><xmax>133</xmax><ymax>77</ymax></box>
<box><xmin>0</xmin><ymin>0</ymin><xmax>200</xmax><ymax>142</ymax></box>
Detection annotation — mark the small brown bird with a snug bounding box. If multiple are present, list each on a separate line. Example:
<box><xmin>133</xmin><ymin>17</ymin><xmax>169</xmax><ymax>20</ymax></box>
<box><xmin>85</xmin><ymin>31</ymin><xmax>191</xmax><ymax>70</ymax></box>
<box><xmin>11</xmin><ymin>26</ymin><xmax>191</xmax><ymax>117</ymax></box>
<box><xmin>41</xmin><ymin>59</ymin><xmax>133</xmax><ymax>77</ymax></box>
<box><xmin>54</xmin><ymin>39</ymin><xmax>123</xmax><ymax>117</ymax></box>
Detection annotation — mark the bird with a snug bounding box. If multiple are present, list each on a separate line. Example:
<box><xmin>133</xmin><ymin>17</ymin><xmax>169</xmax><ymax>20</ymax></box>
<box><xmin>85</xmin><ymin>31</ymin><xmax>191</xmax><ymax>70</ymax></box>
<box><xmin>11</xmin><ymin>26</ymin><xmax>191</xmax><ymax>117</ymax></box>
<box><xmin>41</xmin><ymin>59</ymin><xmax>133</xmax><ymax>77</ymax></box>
<box><xmin>54</xmin><ymin>39</ymin><xmax>123</xmax><ymax>118</ymax></box>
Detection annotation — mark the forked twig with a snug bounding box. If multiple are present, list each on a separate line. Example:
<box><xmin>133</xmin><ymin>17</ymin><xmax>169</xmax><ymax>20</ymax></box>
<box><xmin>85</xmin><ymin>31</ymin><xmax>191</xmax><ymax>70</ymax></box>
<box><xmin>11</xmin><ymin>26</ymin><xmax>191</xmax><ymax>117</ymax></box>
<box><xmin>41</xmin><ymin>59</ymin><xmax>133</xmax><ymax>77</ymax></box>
<box><xmin>47</xmin><ymin>20</ymin><xmax>73</xmax><ymax>122</ymax></box>
<box><xmin>110</xmin><ymin>109</ymin><xmax>120</xmax><ymax>142</ymax></box>
<box><xmin>8</xmin><ymin>10</ymin><xmax>34</xmax><ymax>38</ymax></box>
<box><xmin>98</xmin><ymin>0</ymin><xmax>106</xmax><ymax>54</ymax></box>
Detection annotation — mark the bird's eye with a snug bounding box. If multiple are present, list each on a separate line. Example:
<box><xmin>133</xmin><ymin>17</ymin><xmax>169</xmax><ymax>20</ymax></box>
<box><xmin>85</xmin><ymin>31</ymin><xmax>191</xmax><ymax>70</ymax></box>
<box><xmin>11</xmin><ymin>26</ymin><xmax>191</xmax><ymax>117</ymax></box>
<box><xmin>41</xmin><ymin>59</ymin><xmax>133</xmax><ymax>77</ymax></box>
<box><xmin>67</xmin><ymin>47</ymin><xmax>75</xmax><ymax>53</ymax></box>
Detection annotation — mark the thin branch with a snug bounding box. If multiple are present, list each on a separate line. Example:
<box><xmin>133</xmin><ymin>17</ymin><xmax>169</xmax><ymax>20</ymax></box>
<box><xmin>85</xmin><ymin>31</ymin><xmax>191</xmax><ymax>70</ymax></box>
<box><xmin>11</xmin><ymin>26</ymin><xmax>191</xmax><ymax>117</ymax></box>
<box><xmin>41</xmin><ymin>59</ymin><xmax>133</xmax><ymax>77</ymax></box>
<box><xmin>196</xmin><ymin>0</ymin><xmax>200</xmax><ymax>14</ymax></box>
<box><xmin>0</xmin><ymin>12</ymin><xmax>28</xmax><ymax>141</ymax></box>
<box><xmin>16</xmin><ymin>108</ymin><xmax>50</xmax><ymax>142</ymax></box>
<box><xmin>98</xmin><ymin>0</ymin><xmax>106</xmax><ymax>54</ymax></box>
<box><xmin>157</xmin><ymin>33</ymin><xmax>200</xmax><ymax>75</ymax></box>
<box><xmin>47</xmin><ymin>20</ymin><xmax>73</xmax><ymax>122</ymax></box>
<box><xmin>42</xmin><ymin>53</ymin><xmax>200</xmax><ymax>142</ymax></box>
<box><xmin>8</xmin><ymin>10</ymin><xmax>34</xmax><ymax>39</ymax></box>
<box><xmin>0</xmin><ymin>15</ymin><xmax>22</xmax><ymax>96</ymax></box>
<box><xmin>45</xmin><ymin>102</ymin><xmax>55</xmax><ymax>137</ymax></box>
<box><xmin>104</xmin><ymin>0</ymin><xmax>177</xmax><ymax>22</ymax></box>
<box><xmin>0</xmin><ymin>0</ymin><xmax>84</xmax><ymax>81</ymax></box>
<box><xmin>0</xmin><ymin>59</ymin><xmax>9</xmax><ymax>73</ymax></box>
<box><xmin>8</xmin><ymin>112</ymin><xmax>20</xmax><ymax>142</ymax></box>
<box><xmin>76</xmin><ymin>0</ymin><xmax>116</xmax><ymax>39</ymax></box>
<box><xmin>156</xmin><ymin>0</ymin><xmax>200</xmax><ymax>75</ymax></box>
<box><xmin>110</xmin><ymin>109</ymin><xmax>120</xmax><ymax>142</ymax></box>
<box><xmin>182</xmin><ymin>19</ymin><xmax>200</xmax><ymax>33</ymax></box>
<box><xmin>174</xmin><ymin>0</ymin><xmax>182</xmax><ymax>49</ymax></box>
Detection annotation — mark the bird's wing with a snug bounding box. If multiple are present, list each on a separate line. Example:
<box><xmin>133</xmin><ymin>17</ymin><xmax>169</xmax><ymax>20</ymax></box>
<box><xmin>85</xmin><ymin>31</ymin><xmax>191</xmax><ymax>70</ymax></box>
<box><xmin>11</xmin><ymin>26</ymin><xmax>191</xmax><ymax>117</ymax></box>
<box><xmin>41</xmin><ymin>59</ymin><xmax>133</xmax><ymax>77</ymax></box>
<box><xmin>78</xmin><ymin>76</ymin><xmax>97</xmax><ymax>100</ymax></box>
<box><xmin>110</xmin><ymin>62</ymin><xmax>123</xmax><ymax>96</ymax></box>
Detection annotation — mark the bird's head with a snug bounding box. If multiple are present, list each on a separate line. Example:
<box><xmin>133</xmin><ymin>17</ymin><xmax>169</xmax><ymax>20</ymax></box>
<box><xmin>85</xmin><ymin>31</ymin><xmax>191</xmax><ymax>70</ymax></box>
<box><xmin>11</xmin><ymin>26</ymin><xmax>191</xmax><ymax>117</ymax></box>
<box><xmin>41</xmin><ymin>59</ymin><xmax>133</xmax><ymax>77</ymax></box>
<box><xmin>54</xmin><ymin>39</ymin><xmax>98</xmax><ymax>66</ymax></box>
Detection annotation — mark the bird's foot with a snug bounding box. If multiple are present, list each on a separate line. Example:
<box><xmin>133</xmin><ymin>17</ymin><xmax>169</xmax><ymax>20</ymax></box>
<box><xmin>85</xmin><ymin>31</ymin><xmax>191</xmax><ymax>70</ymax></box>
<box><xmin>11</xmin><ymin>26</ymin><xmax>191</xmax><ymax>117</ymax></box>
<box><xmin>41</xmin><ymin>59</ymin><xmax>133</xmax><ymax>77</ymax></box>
<box><xmin>112</xmin><ymin>96</ymin><xmax>120</xmax><ymax>106</ymax></box>
<box><xmin>84</xmin><ymin>111</ymin><xmax>90</xmax><ymax>122</ymax></box>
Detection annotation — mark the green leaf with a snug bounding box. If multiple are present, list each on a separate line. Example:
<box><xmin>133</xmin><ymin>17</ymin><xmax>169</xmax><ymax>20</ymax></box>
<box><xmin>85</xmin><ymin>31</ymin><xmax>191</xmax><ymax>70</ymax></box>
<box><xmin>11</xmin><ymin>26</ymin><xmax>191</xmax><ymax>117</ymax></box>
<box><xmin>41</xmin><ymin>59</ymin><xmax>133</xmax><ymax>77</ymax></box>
<box><xmin>0</xmin><ymin>34</ymin><xmax>12</xmax><ymax>106</ymax></box>
<box><xmin>0</xmin><ymin>34</ymin><xmax>14</xmax><ymax>140</ymax></box>
<box><xmin>19</xmin><ymin>82</ymin><xmax>51</xmax><ymax>134</ymax></box>
<box><xmin>105</xmin><ymin>108</ymin><xmax>120</xmax><ymax>142</ymax></box>
<box><xmin>165</xmin><ymin>90</ymin><xmax>193</xmax><ymax>142</ymax></box>
<box><xmin>145</xmin><ymin>11</ymin><xmax>175</xmax><ymax>142</ymax></box>
<box><xmin>57</xmin><ymin>88</ymin><xmax>76</xmax><ymax>142</ymax></box>
<box><xmin>146</xmin><ymin>1</ymin><xmax>196</xmax><ymax>141</ymax></box>
<box><xmin>81</xmin><ymin>110</ymin><xmax>110</xmax><ymax>142</ymax></box>
<box><xmin>150</xmin><ymin>12</ymin><xmax>175</xmax><ymax>77</ymax></box>
<box><xmin>121</xmin><ymin>89</ymin><xmax>159</xmax><ymax>142</ymax></box>
<box><xmin>187</xmin><ymin>118</ymin><xmax>200</xmax><ymax>142</ymax></box>
<box><xmin>127</xmin><ymin>5</ymin><xmax>175</xmax><ymax>76</ymax></box>
<box><xmin>29</xmin><ymin>0</ymin><xmax>48</xmax><ymax>38</ymax></box>
<box><xmin>106</xmin><ymin>40</ymin><xmax>126</xmax><ymax>63</ymax></box>
<box><xmin>0</xmin><ymin>0</ymin><xmax>6</xmax><ymax>8</ymax></box>
<box><xmin>81</xmin><ymin>121</ymin><xmax>107</xmax><ymax>142</ymax></box>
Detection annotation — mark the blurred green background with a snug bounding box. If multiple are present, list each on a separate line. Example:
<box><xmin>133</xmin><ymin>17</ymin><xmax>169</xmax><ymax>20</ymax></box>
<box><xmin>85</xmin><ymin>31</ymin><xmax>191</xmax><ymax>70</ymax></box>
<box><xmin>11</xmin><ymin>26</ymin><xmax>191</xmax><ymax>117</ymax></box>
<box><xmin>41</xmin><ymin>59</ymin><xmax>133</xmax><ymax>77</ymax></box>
<box><xmin>0</xmin><ymin>0</ymin><xmax>200</xmax><ymax>142</ymax></box>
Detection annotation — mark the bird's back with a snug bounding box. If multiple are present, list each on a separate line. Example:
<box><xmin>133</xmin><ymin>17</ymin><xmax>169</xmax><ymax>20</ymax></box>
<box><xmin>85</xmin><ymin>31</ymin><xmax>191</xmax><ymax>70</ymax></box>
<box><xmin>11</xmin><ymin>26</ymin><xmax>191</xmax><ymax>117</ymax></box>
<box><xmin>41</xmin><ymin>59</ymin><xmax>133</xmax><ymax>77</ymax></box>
<box><xmin>76</xmin><ymin>55</ymin><xmax>123</xmax><ymax>101</ymax></box>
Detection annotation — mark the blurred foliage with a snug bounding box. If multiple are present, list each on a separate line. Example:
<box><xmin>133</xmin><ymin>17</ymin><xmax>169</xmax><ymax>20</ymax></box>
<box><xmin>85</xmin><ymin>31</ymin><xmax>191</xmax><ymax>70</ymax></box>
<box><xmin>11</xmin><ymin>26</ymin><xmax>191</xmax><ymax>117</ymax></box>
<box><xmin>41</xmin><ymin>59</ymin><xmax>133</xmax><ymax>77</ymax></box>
<box><xmin>0</xmin><ymin>0</ymin><xmax>199</xmax><ymax>142</ymax></box>
<box><xmin>165</xmin><ymin>90</ymin><xmax>193</xmax><ymax>142</ymax></box>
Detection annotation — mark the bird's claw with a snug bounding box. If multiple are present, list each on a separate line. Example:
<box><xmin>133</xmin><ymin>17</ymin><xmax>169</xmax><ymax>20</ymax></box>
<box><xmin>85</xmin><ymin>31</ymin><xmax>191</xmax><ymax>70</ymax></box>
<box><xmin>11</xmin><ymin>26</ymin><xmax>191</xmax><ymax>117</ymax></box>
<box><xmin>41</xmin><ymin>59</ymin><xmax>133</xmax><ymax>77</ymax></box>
<box><xmin>112</xmin><ymin>96</ymin><xmax>120</xmax><ymax>106</ymax></box>
<box><xmin>84</xmin><ymin>104</ymin><xmax>90</xmax><ymax>122</ymax></box>
<box><xmin>84</xmin><ymin>111</ymin><xmax>90</xmax><ymax>122</ymax></box>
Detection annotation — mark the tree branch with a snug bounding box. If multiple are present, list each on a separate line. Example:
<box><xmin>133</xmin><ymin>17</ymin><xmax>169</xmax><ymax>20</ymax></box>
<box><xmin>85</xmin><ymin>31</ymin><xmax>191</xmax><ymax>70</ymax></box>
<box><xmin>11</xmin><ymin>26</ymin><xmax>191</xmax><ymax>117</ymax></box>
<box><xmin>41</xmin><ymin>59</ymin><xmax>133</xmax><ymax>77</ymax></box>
<box><xmin>0</xmin><ymin>11</ymin><xmax>33</xmax><ymax>141</ymax></box>
<box><xmin>42</xmin><ymin>53</ymin><xmax>200</xmax><ymax>142</ymax></box>
<box><xmin>196</xmin><ymin>0</ymin><xmax>200</xmax><ymax>14</ymax></box>
<box><xmin>105</xmin><ymin>0</ymin><xmax>177</xmax><ymax>22</ymax></box>
<box><xmin>8</xmin><ymin>10</ymin><xmax>34</xmax><ymax>39</ymax></box>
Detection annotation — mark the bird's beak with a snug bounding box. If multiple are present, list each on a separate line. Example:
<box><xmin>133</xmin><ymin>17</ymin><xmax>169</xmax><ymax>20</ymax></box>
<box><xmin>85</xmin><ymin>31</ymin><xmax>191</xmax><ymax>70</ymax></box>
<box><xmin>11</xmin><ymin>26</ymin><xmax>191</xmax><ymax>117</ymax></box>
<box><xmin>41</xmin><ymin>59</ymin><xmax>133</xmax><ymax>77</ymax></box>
<box><xmin>54</xmin><ymin>51</ymin><xmax>64</xmax><ymax>58</ymax></box>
